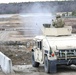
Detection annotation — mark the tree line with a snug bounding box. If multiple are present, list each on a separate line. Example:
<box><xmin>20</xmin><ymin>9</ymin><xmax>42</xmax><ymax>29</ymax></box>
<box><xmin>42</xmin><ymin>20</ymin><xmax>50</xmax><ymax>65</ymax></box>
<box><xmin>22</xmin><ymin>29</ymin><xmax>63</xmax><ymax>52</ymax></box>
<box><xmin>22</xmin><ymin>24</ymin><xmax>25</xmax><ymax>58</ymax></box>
<box><xmin>0</xmin><ymin>1</ymin><xmax>76</xmax><ymax>14</ymax></box>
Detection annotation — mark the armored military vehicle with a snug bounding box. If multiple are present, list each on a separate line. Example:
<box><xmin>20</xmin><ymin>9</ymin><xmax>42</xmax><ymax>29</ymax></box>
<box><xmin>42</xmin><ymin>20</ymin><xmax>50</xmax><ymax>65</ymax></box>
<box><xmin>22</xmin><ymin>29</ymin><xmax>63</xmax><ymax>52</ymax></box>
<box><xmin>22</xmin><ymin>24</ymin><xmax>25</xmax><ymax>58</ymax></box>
<box><xmin>31</xmin><ymin>23</ymin><xmax>76</xmax><ymax>73</ymax></box>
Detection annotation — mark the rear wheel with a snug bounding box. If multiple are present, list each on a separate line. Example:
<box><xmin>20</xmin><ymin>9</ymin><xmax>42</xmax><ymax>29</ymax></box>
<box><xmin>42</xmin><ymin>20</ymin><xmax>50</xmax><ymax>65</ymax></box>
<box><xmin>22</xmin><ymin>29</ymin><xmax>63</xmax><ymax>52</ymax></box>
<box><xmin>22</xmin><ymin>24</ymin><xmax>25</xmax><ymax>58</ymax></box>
<box><xmin>32</xmin><ymin>52</ymin><xmax>39</xmax><ymax>67</ymax></box>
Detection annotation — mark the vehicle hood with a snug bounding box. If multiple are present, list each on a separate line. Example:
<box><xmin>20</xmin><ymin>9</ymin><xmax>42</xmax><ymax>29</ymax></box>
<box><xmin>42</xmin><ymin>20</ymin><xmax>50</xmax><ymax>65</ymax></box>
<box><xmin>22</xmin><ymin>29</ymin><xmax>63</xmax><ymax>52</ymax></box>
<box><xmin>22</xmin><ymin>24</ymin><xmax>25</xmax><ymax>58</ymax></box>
<box><xmin>46</xmin><ymin>36</ymin><xmax>76</xmax><ymax>49</ymax></box>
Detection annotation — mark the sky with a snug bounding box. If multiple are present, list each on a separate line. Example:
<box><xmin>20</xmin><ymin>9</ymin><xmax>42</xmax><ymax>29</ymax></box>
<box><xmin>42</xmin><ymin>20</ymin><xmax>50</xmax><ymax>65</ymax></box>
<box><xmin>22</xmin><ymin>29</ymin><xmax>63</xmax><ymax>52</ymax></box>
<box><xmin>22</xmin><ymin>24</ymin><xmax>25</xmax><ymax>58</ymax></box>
<box><xmin>0</xmin><ymin>0</ymin><xmax>56</xmax><ymax>3</ymax></box>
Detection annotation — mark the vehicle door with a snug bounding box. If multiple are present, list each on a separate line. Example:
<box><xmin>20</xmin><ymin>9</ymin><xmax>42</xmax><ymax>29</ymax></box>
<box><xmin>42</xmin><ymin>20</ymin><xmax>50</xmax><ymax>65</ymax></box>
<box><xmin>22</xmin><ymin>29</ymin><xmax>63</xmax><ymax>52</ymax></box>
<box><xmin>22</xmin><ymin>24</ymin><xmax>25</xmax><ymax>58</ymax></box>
<box><xmin>37</xmin><ymin>40</ymin><xmax>43</xmax><ymax>63</ymax></box>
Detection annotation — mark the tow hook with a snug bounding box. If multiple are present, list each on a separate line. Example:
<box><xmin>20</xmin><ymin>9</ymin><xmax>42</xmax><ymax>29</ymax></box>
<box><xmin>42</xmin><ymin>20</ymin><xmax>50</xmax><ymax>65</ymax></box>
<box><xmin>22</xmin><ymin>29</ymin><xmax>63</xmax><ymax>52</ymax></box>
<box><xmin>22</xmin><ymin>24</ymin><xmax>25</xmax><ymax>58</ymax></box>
<box><xmin>67</xmin><ymin>59</ymin><xmax>72</xmax><ymax>65</ymax></box>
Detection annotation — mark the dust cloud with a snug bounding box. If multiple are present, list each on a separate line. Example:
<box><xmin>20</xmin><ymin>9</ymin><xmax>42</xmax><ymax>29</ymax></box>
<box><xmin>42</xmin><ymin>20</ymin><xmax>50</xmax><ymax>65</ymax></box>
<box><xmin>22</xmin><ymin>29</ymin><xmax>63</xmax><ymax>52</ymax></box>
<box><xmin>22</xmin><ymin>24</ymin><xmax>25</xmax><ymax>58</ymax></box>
<box><xmin>20</xmin><ymin>3</ymin><xmax>57</xmax><ymax>37</ymax></box>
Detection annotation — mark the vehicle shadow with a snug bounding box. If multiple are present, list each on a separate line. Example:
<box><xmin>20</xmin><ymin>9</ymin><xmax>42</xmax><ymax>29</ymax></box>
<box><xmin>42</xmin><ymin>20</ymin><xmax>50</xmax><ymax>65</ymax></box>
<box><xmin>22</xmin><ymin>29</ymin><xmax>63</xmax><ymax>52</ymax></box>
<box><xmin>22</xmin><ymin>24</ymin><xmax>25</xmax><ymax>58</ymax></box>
<box><xmin>57</xmin><ymin>65</ymin><xmax>76</xmax><ymax>73</ymax></box>
<box><xmin>37</xmin><ymin>65</ymin><xmax>76</xmax><ymax>73</ymax></box>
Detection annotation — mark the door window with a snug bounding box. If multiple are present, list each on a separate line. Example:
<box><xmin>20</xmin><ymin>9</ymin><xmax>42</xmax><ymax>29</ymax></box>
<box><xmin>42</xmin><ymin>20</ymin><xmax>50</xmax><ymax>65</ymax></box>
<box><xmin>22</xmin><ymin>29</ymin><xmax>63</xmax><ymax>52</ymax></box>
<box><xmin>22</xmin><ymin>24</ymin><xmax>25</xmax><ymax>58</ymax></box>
<box><xmin>37</xmin><ymin>41</ymin><xmax>42</xmax><ymax>50</ymax></box>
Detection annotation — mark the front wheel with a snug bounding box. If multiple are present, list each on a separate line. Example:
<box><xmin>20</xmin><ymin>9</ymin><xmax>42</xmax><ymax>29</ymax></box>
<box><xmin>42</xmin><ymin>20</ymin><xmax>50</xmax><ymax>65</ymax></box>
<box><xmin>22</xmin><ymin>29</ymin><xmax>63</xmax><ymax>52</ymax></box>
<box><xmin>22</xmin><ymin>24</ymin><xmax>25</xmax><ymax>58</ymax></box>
<box><xmin>32</xmin><ymin>52</ymin><xmax>40</xmax><ymax>67</ymax></box>
<box><xmin>44</xmin><ymin>56</ymin><xmax>57</xmax><ymax>73</ymax></box>
<box><xmin>44</xmin><ymin>56</ymin><xmax>50</xmax><ymax>73</ymax></box>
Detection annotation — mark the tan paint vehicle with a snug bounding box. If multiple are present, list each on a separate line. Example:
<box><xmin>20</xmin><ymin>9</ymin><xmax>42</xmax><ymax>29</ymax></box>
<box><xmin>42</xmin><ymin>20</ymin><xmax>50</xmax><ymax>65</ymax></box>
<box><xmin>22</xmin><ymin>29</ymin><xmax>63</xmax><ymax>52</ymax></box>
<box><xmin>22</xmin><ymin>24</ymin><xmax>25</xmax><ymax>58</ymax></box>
<box><xmin>31</xmin><ymin>25</ymin><xmax>76</xmax><ymax>73</ymax></box>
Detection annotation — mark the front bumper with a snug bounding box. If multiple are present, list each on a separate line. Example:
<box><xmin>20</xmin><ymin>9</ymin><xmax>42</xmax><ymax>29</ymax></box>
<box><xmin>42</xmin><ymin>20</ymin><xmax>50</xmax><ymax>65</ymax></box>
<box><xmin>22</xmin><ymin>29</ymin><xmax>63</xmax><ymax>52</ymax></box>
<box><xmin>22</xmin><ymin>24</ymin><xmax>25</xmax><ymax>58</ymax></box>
<box><xmin>57</xmin><ymin>58</ymin><xmax>76</xmax><ymax>65</ymax></box>
<box><xmin>51</xmin><ymin>58</ymin><xmax>76</xmax><ymax>66</ymax></box>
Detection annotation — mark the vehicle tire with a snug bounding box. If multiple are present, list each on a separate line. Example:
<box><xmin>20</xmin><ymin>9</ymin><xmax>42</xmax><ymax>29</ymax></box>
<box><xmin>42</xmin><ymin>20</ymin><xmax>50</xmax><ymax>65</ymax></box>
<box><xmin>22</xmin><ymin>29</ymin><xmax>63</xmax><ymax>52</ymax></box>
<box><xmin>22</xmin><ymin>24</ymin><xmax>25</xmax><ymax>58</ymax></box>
<box><xmin>32</xmin><ymin>52</ymin><xmax>39</xmax><ymax>67</ymax></box>
<box><xmin>44</xmin><ymin>56</ymin><xmax>50</xmax><ymax>73</ymax></box>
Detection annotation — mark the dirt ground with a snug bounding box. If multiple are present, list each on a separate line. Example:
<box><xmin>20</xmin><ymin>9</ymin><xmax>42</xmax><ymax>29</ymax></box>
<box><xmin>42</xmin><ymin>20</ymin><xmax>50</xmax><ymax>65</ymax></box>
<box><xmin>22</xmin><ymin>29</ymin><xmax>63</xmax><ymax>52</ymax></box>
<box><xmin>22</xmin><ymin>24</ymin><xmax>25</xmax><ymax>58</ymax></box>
<box><xmin>1</xmin><ymin>65</ymin><xmax>76</xmax><ymax>75</ymax></box>
<box><xmin>0</xmin><ymin>14</ymin><xmax>33</xmax><ymax>65</ymax></box>
<box><xmin>0</xmin><ymin>45</ymin><xmax>32</xmax><ymax>65</ymax></box>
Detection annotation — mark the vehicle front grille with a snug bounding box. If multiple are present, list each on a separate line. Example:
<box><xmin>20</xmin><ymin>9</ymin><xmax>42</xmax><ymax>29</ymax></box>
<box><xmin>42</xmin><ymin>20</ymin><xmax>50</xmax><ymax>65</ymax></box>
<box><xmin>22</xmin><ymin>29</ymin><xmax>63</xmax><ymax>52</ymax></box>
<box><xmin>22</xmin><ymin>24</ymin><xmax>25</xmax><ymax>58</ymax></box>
<box><xmin>58</xmin><ymin>49</ymin><xmax>76</xmax><ymax>58</ymax></box>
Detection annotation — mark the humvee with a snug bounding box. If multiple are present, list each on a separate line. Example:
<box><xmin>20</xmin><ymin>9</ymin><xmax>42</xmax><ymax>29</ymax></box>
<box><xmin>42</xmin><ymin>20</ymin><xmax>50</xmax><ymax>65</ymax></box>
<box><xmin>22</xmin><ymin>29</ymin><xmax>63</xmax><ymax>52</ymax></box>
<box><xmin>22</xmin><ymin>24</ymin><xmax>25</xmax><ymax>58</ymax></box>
<box><xmin>31</xmin><ymin>24</ymin><xmax>76</xmax><ymax>73</ymax></box>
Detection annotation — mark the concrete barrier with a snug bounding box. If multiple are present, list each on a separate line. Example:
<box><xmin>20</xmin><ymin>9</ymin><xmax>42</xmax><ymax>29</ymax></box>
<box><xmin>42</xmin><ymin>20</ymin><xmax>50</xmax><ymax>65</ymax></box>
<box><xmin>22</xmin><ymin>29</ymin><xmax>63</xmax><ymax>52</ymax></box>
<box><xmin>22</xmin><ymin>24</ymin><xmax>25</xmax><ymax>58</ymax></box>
<box><xmin>0</xmin><ymin>52</ymin><xmax>13</xmax><ymax>74</ymax></box>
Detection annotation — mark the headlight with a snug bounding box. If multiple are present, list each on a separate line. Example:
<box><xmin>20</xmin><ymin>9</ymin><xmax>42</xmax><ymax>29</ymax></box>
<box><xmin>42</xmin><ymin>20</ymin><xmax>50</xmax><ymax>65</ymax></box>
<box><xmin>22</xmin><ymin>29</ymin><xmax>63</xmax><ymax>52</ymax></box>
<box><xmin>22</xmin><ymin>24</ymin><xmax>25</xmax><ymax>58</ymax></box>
<box><xmin>55</xmin><ymin>50</ymin><xmax>59</xmax><ymax>55</ymax></box>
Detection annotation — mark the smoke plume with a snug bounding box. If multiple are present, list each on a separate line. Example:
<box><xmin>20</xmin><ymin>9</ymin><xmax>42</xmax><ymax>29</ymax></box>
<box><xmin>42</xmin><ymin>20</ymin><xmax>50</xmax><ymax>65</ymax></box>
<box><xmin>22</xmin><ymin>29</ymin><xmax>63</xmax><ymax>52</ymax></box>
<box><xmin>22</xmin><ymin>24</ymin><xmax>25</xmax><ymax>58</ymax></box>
<box><xmin>20</xmin><ymin>2</ymin><xmax>57</xmax><ymax>37</ymax></box>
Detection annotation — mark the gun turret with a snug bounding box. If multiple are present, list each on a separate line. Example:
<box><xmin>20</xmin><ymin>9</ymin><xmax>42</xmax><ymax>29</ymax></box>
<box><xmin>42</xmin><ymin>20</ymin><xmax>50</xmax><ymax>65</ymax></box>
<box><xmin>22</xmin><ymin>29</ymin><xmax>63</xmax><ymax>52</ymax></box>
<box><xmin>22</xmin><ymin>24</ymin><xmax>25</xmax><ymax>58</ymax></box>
<box><xmin>43</xmin><ymin>24</ymin><xmax>72</xmax><ymax>36</ymax></box>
